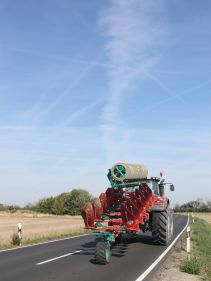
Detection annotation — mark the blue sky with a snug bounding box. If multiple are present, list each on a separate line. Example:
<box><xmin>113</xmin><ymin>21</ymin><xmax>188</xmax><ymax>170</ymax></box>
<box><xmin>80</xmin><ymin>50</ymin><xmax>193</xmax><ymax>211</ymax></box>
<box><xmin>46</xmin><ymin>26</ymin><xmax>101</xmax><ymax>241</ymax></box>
<box><xmin>0</xmin><ymin>0</ymin><xmax>211</xmax><ymax>206</ymax></box>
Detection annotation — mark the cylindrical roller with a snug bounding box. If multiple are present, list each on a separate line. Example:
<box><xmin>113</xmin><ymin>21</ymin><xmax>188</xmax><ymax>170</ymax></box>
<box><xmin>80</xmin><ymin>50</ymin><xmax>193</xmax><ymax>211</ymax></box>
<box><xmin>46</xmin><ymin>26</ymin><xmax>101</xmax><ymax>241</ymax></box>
<box><xmin>111</xmin><ymin>163</ymin><xmax>148</xmax><ymax>182</ymax></box>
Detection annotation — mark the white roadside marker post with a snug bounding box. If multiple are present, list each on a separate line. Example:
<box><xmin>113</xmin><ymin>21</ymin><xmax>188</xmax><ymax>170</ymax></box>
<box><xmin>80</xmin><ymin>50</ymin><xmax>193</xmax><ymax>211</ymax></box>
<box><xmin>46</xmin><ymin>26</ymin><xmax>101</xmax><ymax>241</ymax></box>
<box><xmin>186</xmin><ymin>226</ymin><xmax>191</xmax><ymax>254</ymax></box>
<box><xmin>18</xmin><ymin>223</ymin><xmax>22</xmax><ymax>246</ymax></box>
<box><xmin>192</xmin><ymin>213</ymin><xmax>195</xmax><ymax>223</ymax></box>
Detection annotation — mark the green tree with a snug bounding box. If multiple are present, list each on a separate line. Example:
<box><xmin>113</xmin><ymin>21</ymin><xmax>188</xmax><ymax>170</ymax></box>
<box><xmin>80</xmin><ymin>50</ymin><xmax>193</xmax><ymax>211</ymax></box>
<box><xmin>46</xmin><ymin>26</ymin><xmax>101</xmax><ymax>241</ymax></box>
<box><xmin>174</xmin><ymin>203</ymin><xmax>181</xmax><ymax>212</ymax></box>
<box><xmin>36</xmin><ymin>197</ymin><xmax>55</xmax><ymax>214</ymax></box>
<box><xmin>23</xmin><ymin>189</ymin><xmax>93</xmax><ymax>215</ymax></box>
<box><xmin>206</xmin><ymin>200</ymin><xmax>211</xmax><ymax>211</ymax></box>
<box><xmin>0</xmin><ymin>204</ymin><xmax>5</xmax><ymax>211</ymax></box>
<box><xmin>66</xmin><ymin>189</ymin><xmax>92</xmax><ymax>215</ymax></box>
<box><xmin>174</xmin><ymin>199</ymin><xmax>211</xmax><ymax>212</ymax></box>
<box><xmin>52</xmin><ymin>192</ymin><xmax>70</xmax><ymax>215</ymax></box>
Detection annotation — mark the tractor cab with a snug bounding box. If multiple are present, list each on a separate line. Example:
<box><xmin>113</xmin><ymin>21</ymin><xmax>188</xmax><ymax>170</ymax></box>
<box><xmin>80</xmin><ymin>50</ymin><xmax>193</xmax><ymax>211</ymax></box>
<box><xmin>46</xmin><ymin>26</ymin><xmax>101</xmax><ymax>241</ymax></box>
<box><xmin>145</xmin><ymin>177</ymin><xmax>160</xmax><ymax>195</ymax></box>
<box><xmin>144</xmin><ymin>177</ymin><xmax>175</xmax><ymax>197</ymax></box>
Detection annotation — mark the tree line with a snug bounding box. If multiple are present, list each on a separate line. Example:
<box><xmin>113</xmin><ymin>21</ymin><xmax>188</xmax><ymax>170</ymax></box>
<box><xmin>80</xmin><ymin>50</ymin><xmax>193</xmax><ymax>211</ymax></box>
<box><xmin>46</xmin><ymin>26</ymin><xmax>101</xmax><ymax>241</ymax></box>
<box><xmin>174</xmin><ymin>199</ymin><xmax>211</xmax><ymax>212</ymax></box>
<box><xmin>0</xmin><ymin>189</ymin><xmax>93</xmax><ymax>215</ymax></box>
<box><xmin>1</xmin><ymin>194</ymin><xmax>211</xmax><ymax>215</ymax></box>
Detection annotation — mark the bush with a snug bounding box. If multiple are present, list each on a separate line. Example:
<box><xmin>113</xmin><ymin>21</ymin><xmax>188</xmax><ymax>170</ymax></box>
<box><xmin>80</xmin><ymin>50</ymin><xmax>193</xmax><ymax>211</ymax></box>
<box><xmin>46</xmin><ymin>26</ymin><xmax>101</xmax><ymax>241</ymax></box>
<box><xmin>11</xmin><ymin>233</ymin><xmax>21</xmax><ymax>246</ymax></box>
<box><xmin>35</xmin><ymin>197</ymin><xmax>55</xmax><ymax>214</ymax></box>
<box><xmin>0</xmin><ymin>204</ymin><xmax>21</xmax><ymax>212</ymax></box>
<box><xmin>180</xmin><ymin>255</ymin><xmax>201</xmax><ymax>275</ymax></box>
<box><xmin>66</xmin><ymin>189</ymin><xmax>93</xmax><ymax>215</ymax></box>
<box><xmin>52</xmin><ymin>193</ymin><xmax>69</xmax><ymax>215</ymax></box>
<box><xmin>27</xmin><ymin>189</ymin><xmax>93</xmax><ymax>215</ymax></box>
<box><xmin>174</xmin><ymin>199</ymin><xmax>211</xmax><ymax>212</ymax></box>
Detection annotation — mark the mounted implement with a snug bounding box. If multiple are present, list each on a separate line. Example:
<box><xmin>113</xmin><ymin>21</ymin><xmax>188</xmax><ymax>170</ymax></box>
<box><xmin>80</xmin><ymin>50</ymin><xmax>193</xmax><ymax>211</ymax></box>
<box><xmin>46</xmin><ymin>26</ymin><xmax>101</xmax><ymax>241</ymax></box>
<box><xmin>81</xmin><ymin>162</ymin><xmax>174</xmax><ymax>264</ymax></box>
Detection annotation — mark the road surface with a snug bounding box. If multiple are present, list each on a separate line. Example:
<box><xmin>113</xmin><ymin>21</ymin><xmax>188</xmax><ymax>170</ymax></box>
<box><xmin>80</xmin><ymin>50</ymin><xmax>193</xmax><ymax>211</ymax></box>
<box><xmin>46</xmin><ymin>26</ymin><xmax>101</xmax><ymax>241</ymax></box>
<box><xmin>0</xmin><ymin>214</ymin><xmax>188</xmax><ymax>281</ymax></box>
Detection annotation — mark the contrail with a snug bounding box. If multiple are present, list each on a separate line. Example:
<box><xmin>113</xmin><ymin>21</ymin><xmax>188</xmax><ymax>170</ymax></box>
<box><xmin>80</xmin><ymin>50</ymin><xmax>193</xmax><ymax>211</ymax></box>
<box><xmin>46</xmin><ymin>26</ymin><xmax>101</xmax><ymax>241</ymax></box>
<box><xmin>142</xmin><ymin>80</ymin><xmax>211</xmax><ymax>113</ymax></box>
<box><xmin>144</xmin><ymin>70</ymin><xmax>186</xmax><ymax>103</ymax></box>
<box><xmin>33</xmin><ymin>52</ymin><xmax>103</xmax><ymax>121</ymax></box>
<box><xmin>61</xmin><ymin>98</ymin><xmax>105</xmax><ymax>127</ymax></box>
<box><xmin>100</xmin><ymin>0</ymin><xmax>166</xmax><ymax>123</ymax></box>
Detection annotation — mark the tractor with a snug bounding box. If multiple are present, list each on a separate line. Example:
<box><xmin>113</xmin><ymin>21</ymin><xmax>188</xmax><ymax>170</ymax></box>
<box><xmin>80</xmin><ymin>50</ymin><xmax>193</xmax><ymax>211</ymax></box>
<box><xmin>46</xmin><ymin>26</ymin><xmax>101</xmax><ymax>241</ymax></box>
<box><xmin>81</xmin><ymin>163</ymin><xmax>174</xmax><ymax>264</ymax></box>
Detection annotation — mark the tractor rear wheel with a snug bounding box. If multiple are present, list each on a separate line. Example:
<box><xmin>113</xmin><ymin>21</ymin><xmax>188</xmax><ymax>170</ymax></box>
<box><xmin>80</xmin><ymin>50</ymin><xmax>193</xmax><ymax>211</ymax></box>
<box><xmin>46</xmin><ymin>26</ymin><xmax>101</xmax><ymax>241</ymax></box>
<box><xmin>168</xmin><ymin>209</ymin><xmax>174</xmax><ymax>240</ymax></box>
<box><xmin>152</xmin><ymin>209</ymin><xmax>173</xmax><ymax>245</ymax></box>
<box><xmin>95</xmin><ymin>241</ymin><xmax>110</xmax><ymax>264</ymax></box>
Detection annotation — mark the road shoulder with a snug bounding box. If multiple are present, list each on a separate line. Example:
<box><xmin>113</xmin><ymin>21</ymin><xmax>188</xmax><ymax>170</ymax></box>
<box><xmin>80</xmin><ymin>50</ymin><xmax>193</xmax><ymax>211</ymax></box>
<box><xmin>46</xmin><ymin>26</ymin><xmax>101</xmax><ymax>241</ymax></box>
<box><xmin>151</xmin><ymin>238</ymin><xmax>201</xmax><ymax>281</ymax></box>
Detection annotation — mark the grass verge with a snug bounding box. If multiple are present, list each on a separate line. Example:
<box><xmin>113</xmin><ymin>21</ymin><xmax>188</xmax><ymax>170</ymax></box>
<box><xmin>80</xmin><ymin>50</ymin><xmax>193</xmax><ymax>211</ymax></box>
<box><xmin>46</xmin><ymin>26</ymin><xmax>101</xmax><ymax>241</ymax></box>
<box><xmin>11</xmin><ymin>233</ymin><xmax>21</xmax><ymax>246</ymax></box>
<box><xmin>180</xmin><ymin>217</ymin><xmax>211</xmax><ymax>280</ymax></box>
<box><xmin>0</xmin><ymin>229</ymin><xmax>90</xmax><ymax>250</ymax></box>
<box><xmin>180</xmin><ymin>255</ymin><xmax>201</xmax><ymax>275</ymax></box>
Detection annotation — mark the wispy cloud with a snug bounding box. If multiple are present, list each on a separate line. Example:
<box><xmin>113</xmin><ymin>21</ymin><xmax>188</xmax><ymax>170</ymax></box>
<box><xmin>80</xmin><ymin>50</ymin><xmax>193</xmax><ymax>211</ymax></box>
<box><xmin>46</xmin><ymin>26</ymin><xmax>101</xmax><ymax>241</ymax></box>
<box><xmin>143</xmin><ymin>70</ymin><xmax>186</xmax><ymax>103</ymax></box>
<box><xmin>99</xmin><ymin>0</ymin><xmax>166</xmax><ymax>161</ymax></box>
<box><xmin>31</xmin><ymin>52</ymin><xmax>103</xmax><ymax>122</ymax></box>
<box><xmin>142</xmin><ymin>79</ymin><xmax>211</xmax><ymax>113</ymax></box>
<box><xmin>61</xmin><ymin>98</ymin><xmax>105</xmax><ymax>127</ymax></box>
<box><xmin>0</xmin><ymin>43</ymin><xmax>104</xmax><ymax>125</ymax></box>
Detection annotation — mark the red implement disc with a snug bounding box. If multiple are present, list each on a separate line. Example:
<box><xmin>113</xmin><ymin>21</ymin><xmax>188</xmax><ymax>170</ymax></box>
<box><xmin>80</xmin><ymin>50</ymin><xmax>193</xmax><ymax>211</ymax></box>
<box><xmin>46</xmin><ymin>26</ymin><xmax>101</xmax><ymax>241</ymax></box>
<box><xmin>81</xmin><ymin>202</ymin><xmax>95</xmax><ymax>228</ymax></box>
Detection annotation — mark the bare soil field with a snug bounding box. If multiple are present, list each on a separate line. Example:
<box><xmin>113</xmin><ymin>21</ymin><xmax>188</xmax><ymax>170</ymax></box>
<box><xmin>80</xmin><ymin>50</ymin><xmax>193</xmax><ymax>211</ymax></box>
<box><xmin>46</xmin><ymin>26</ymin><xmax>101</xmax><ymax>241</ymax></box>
<box><xmin>193</xmin><ymin>212</ymin><xmax>211</xmax><ymax>223</ymax></box>
<box><xmin>0</xmin><ymin>211</ymin><xmax>84</xmax><ymax>245</ymax></box>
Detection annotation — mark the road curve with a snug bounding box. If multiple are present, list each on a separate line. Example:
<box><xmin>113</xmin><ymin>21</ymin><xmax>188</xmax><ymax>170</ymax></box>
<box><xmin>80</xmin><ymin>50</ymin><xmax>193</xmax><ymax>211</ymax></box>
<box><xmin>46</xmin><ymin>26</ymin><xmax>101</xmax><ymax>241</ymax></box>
<box><xmin>0</xmin><ymin>215</ymin><xmax>188</xmax><ymax>281</ymax></box>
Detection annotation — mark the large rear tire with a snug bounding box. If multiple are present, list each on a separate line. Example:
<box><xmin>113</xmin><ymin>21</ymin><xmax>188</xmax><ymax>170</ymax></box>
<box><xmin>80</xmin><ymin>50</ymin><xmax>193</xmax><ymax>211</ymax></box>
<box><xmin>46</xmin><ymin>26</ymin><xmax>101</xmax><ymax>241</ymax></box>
<box><xmin>168</xmin><ymin>209</ymin><xmax>174</xmax><ymax>240</ymax></box>
<box><xmin>152</xmin><ymin>209</ymin><xmax>173</xmax><ymax>245</ymax></box>
<box><xmin>95</xmin><ymin>241</ymin><xmax>110</xmax><ymax>264</ymax></box>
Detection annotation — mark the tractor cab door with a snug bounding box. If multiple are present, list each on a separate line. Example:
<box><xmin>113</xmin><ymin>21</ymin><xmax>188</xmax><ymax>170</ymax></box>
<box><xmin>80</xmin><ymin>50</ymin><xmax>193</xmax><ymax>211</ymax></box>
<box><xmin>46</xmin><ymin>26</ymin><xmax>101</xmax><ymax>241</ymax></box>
<box><xmin>147</xmin><ymin>180</ymin><xmax>160</xmax><ymax>195</ymax></box>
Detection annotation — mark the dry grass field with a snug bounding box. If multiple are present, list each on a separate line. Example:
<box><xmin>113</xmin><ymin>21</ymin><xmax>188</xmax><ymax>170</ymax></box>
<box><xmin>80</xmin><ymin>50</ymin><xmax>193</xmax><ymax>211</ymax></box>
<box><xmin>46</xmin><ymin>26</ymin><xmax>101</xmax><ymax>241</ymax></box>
<box><xmin>193</xmin><ymin>212</ymin><xmax>211</xmax><ymax>223</ymax></box>
<box><xmin>0</xmin><ymin>211</ymin><xmax>84</xmax><ymax>245</ymax></box>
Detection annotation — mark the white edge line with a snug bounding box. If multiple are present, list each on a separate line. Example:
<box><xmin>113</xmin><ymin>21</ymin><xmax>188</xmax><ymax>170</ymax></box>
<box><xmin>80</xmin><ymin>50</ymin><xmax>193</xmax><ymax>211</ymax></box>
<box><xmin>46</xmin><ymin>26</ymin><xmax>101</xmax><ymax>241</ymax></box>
<box><xmin>36</xmin><ymin>250</ymin><xmax>82</xmax><ymax>265</ymax></box>
<box><xmin>0</xmin><ymin>234</ymin><xmax>89</xmax><ymax>253</ymax></box>
<box><xmin>135</xmin><ymin>215</ymin><xmax>189</xmax><ymax>281</ymax></box>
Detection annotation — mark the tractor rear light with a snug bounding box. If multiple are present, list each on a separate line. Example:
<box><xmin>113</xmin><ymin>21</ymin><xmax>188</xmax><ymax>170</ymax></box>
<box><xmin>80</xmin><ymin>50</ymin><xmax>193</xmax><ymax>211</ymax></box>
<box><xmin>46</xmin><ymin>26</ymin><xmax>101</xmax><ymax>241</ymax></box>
<box><xmin>155</xmin><ymin>199</ymin><xmax>164</xmax><ymax>205</ymax></box>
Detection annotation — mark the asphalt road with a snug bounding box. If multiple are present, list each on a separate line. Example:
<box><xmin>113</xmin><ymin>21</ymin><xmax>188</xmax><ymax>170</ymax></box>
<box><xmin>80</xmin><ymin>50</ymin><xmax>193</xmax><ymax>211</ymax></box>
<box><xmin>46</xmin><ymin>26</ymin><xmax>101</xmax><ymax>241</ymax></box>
<box><xmin>0</xmin><ymin>215</ymin><xmax>188</xmax><ymax>281</ymax></box>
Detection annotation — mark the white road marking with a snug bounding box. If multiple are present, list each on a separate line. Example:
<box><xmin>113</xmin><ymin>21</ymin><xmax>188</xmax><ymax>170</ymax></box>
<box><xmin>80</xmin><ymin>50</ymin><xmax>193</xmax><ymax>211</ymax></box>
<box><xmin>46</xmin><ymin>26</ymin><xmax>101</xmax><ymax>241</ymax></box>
<box><xmin>135</xmin><ymin>215</ymin><xmax>189</xmax><ymax>281</ymax></box>
<box><xmin>36</xmin><ymin>250</ymin><xmax>82</xmax><ymax>265</ymax></box>
<box><xmin>0</xmin><ymin>234</ymin><xmax>89</xmax><ymax>253</ymax></box>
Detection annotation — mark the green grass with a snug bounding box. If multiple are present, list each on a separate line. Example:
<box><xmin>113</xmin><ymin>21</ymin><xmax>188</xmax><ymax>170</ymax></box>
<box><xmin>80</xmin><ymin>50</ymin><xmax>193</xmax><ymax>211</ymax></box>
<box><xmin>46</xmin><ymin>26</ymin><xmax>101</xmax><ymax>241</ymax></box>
<box><xmin>0</xmin><ymin>229</ymin><xmax>90</xmax><ymax>250</ymax></box>
<box><xmin>11</xmin><ymin>233</ymin><xmax>21</xmax><ymax>246</ymax></box>
<box><xmin>0</xmin><ymin>243</ymin><xmax>10</xmax><ymax>250</ymax></box>
<box><xmin>180</xmin><ymin>218</ymin><xmax>211</xmax><ymax>280</ymax></box>
<box><xmin>22</xmin><ymin>229</ymin><xmax>90</xmax><ymax>245</ymax></box>
<box><xmin>180</xmin><ymin>255</ymin><xmax>201</xmax><ymax>275</ymax></box>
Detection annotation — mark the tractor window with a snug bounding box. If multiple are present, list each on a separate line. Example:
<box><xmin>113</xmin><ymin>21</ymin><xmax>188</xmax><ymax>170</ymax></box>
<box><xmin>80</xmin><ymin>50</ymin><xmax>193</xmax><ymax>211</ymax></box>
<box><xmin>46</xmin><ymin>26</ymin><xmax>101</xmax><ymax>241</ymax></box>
<box><xmin>147</xmin><ymin>181</ymin><xmax>159</xmax><ymax>195</ymax></box>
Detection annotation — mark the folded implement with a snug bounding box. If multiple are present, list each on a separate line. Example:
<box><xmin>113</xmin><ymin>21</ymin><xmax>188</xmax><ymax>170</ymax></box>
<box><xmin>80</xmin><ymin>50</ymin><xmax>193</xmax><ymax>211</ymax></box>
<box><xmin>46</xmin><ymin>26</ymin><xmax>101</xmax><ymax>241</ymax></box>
<box><xmin>81</xmin><ymin>162</ymin><xmax>175</xmax><ymax>264</ymax></box>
